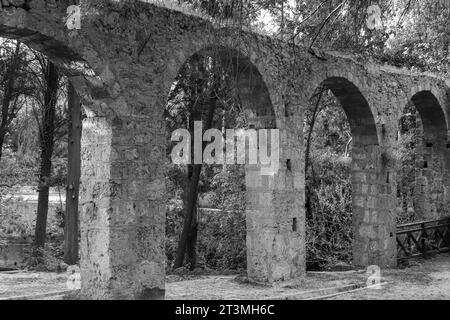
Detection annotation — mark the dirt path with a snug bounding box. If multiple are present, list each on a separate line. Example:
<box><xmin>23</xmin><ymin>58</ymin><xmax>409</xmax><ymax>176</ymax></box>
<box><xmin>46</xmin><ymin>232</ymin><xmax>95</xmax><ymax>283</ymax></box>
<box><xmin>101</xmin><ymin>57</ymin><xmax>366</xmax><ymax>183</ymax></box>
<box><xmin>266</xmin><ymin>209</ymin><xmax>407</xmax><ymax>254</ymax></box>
<box><xmin>0</xmin><ymin>271</ymin><xmax>68</xmax><ymax>299</ymax></box>
<box><xmin>165</xmin><ymin>253</ymin><xmax>450</xmax><ymax>299</ymax></box>
<box><xmin>165</xmin><ymin>273</ymin><xmax>365</xmax><ymax>300</ymax></box>
<box><xmin>327</xmin><ymin>253</ymin><xmax>450</xmax><ymax>300</ymax></box>
<box><xmin>1</xmin><ymin>253</ymin><xmax>449</xmax><ymax>299</ymax></box>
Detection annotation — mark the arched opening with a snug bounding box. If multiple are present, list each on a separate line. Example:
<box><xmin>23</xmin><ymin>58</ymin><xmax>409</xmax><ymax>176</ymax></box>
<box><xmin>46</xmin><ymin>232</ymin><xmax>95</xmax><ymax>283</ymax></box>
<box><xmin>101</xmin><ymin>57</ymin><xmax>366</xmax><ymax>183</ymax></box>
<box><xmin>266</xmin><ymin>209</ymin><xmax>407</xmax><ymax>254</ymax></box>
<box><xmin>0</xmin><ymin>9</ymin><xmax>109</xmax><ymax>296</ymax></box>
<box><xmin>397</xmin><ymin>91</ymin><xmax>448</xmax><ymax>221</ymax></box>
<box><xmin>321</xmin><ymin>77</ymin><xmax>378</xmax><ymax>145</ymax></box>
<box><xmin>305</xmin><ymin>77</ymin><xmax>395</xmax><ymax>269</ymax></box>
<box><xmin>0</xmin><ymin>36</ymin><xmax>93</xmax><ymax>274</ymax></box>
<box><xmin>164</xmin><ymin>46</ymin><xmax>280</xmax><ymax>283</ymax></box>
<box><xmin>411</xmin><ymin>91</ymin><xmax>447</xmax><ymax>142</ymax></box>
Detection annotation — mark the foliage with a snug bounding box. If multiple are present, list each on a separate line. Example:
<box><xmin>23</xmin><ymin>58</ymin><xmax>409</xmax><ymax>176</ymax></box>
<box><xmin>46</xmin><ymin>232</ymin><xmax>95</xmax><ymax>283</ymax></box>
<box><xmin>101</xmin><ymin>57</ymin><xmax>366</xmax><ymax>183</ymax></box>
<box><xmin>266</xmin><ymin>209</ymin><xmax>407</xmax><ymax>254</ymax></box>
<box><xmin>209</xmin><ymin>165</ymin><xmax>246</xmax><ymax>212</ymax></box>
<box><xmin>395</xmin><ymin>103</ymin><xmax>420</xmax><ymax>224</ymax></box>
<box><xmin>197</xmin><ymin>208</ymin><xmax>246</xmax><ymax>270</ymax></box>
<box><xmin>0</xmin><ymin>42</ymin><xmax>69</xmax><ymax>188</ymax></box>
<box><xmin>165</xmin><ymin>49</ymin><xmax>250</xmax><ymax>269</ymax></box>
<box><xmin>305</xmin><ymin>152</ymin><xmax>353</xmax><ymax>269</ymax></box>
<box><xmin>0</xmin><ymin>147</ymin><xmax>37</xmax><ymax>188</ymax></box>
<box><xmin>0</xmin><ymin>200</ymin><xmax>33</xmax><ymax>241</ymax></box>
<box><xmin>24</xmin><ymin>240</ymin><xmax>66</xmax><ymax>272</ymax></box>
<box><xmin>1</xmin><ymin>0</ymin><xmax>447</xmax><ymax>272</ymax></box>
<box><xmin>304</xmin><ymin>91</ymin><xmax>353</xmax><ymax>269</ymax></box>
<box><xmin>166</xmin><ymin>165</ymin><xmax>247</xmax><ymax>271</ymax></box>
<box><xmin>0</xmin><ymin>39</ymin><xmax>36</xmax><ymax>159</ymax></box>
<box><xmin>163</xmin><ymin>0</ymin><xmax>450</xmax><ymax>270</ymax></box>
<box><xmin>0</xmin><ymin>40</ymin><xmax>68</xmax><ymax>264</ymax></box>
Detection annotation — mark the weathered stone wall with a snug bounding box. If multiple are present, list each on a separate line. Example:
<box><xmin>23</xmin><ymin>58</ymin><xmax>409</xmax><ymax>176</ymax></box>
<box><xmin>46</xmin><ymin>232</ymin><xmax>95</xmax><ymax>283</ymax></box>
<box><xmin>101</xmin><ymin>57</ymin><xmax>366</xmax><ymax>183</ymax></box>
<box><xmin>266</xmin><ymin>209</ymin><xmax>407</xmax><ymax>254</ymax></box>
<box><xmin>407</xmin><ymin>91</ymin><xmax>449</xmax><ymax>220</ymax></box>
<box><xmin>0</xmin><ymin>0</ymin><xmax>448</xmax><ymax>299</ymax></box>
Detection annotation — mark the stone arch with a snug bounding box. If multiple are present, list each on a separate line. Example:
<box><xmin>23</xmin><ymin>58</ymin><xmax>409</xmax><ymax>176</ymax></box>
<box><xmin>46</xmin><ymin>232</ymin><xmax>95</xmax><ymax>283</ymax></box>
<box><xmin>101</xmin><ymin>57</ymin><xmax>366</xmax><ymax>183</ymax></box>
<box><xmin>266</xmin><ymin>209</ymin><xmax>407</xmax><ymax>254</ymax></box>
<box><xmin>161</xmin><ymin>40</ymin><xmax>279</xmax><ymax>127</ymax></box>
<box><xmin>165</xmin><ymin>44</ymin><xmax>303</xmax><ymax>284</ymax></box>
<box><xmin>190</xmin><ymin>45</ymin><xmax>276</xmax><ymax>127</ymax></box>
<box><xmin>0</xmin><ymin>28</ymin><xmax>102</xmax><ymax>117</ymax></box>
<box><xmin>321</xmin><ymin>77</ymin><xmax>378</xmax><ymax>145</ymax></box>
<box><xmin>307</xmin><ymin>76</ymin><xmax>396</xmax><ymax>268</ymax></box>
<box><xmin>400</xmin><ymin>90</ymin><xmax>449</xmax><ymax>219</ymax></box>
<box><xmin>0</xmin><ymin>2</ymin><xmax>122</xmax><ymax>118</ymax></box>
<box><xmin>410</xmin><ymin>90</ymin><xmax>448</xmax><ymax>142</ymax></box>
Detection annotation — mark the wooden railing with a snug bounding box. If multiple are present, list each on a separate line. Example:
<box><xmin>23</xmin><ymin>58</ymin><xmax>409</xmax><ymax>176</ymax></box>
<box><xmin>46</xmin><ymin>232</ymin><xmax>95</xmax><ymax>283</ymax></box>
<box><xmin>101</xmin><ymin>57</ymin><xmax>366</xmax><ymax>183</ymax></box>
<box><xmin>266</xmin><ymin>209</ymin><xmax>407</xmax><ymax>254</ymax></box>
<box><xmin>396</xmin><ymin>217</ymin><xmax>450</xmax><ymax>261</ymax></box>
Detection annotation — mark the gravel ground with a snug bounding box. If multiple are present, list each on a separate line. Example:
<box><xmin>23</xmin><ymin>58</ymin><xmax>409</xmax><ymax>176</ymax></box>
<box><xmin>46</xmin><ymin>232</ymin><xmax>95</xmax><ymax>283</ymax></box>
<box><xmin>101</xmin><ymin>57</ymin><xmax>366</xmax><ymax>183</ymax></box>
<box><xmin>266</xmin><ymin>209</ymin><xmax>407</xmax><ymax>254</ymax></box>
<box><xmin>165</xmin><ymin>272</ymin><xmax>366</xmax><ymax>300</ymax></box>
<box><xmin>1</xmin><ymin>253</ymin><xmax>449</xmax><ymax>300</ymax></box>
<box><xmin>0</xmin><ymin>271</ymin><xmax>68</xmax><ymax>299</ymax></box>
<box><xmin>327</xmin><ymin>253</ymin><xmax>450</xmax><ymax>300</ymax></box>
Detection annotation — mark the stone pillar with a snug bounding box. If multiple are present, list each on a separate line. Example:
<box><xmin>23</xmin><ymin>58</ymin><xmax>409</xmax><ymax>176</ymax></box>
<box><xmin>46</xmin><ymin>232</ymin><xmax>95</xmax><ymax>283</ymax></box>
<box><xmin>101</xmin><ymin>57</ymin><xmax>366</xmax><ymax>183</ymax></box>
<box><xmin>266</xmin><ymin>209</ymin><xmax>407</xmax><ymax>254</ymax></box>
<box><xmin>414</xmin><ymin>139</ymin><xmax>448</xmax><ymax>220</ymax></box>
<box><xmin>245</xmin><ymin>95</ymin><xmax>305</xmax><ymax>283</ymax></box>
<box><xmin>245</xmin><ymin>152</ymin><xmax>305</xmax><ymax>282</ymax></box>
<box><xmin>79</xmin><ymin>115</ymin><xmax>166</xmax><ymax>299</ymax></box>
<box><xmin>445</xmin><ymin>142</ymin><xmax>450</xmax><ymax>213</ymax></box>
<box><xmin>408</xmin><ymin>91</ymin><xmax>448</xmax><ymax>220</ymax></box>
<box><xmin>352</xmin><ymin>144</ymin><xmax>397</xmax><ymax>268</ymax></box>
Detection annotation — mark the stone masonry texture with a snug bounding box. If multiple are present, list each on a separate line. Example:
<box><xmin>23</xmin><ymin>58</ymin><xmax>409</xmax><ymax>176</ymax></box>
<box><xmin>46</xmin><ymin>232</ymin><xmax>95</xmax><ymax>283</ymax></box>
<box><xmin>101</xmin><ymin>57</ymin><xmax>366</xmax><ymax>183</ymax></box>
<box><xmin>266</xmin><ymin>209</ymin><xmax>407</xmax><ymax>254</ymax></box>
<box><xmin>0</xmin><ymin>0</ymin><xmax>448</xmax><ymax>299</ymax></box>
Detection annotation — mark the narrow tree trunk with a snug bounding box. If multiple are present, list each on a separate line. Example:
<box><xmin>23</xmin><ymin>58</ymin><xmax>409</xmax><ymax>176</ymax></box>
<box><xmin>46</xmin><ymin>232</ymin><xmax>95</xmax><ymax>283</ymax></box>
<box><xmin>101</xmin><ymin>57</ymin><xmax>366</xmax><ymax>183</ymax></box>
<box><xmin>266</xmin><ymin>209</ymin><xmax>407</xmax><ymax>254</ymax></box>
<box><xmin>0</xmin><ymin>129</ymin><xmax>5</xmax><ymax>160</ymax></box>
<box><xmin>186</xmin><ymin>192</ymin><xmax>198</xmax><ymax>270</ymax></box>
<box><xmin>64</xmin><ymin>82</ymin><xmax>81</xmax><ymax>264</ymax></box>
<box><xmin>179</xmin><ymin>162</ymin><xmax>199</xmax><ymax>270</ymax></box>
<box><xmin>305</xmin><ymin>90</ymin><xmax>323</xmax><ymax>173</ymax></box>
<box><xmin>175</xmin><ymin>164</ymin><xmax>201</xmax><ymax>269</ymax></box>
<box><xmin>35</xmin><ymin>62</ymin><xmax>59</xmax><ymax>248</ymax></box>
<box><xmin>173</xmin><ymin>93</ymin><xmax>217</xmax><ymax>269</ymax></box>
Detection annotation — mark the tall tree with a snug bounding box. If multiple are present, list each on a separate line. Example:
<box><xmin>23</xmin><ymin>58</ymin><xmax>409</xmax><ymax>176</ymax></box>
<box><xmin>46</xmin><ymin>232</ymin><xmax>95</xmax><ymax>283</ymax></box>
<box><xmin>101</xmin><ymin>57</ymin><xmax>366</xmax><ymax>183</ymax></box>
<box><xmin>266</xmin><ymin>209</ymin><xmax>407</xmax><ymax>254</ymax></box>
<box><xmin>174</xmin><ymin>91</ymin><xmax>218</xmax><ymax>269</ymax></box>
<box><xmin>167</xmin><ymin>53</ymin><xmax>242</xmax><ymax>269</ymax></box>
<box><xmin>172</xmin><ymin>57</ymin><xmax>219</xmax><ymax>269</ymax></box>
<box><xmin>34</xmin><ymin>60</ymin><xmax>59</xmax><ymax>248</ymax></box>
<box><xmin>64</xmin><ymin>82</ymin><xmax>81</xmax><ymax>264</ymax></box>
<box><xmin>0</xmin><ymin>41</ymin><xmax>30</xmax><ymax>160</ymax></box>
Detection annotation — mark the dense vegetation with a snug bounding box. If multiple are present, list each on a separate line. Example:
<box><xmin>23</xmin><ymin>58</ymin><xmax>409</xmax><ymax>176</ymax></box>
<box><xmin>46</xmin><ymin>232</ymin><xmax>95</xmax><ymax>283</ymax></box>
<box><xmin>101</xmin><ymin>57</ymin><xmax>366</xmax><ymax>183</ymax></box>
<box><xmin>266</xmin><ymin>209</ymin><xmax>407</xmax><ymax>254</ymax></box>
<box><xmin>0</xmin><ymin>40</ymin><xmax>69</xmax><ymax>270</ymax></box>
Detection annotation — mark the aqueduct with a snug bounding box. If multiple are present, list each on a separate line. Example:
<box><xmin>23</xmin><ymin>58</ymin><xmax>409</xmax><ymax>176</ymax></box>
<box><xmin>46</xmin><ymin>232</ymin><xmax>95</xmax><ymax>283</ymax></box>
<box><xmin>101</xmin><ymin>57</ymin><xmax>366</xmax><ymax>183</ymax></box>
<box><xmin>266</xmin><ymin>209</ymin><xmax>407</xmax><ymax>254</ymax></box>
<box><xmin>0</xmin><ymin>0</ymin><xmax>448</xmax><ymax>299</ymax></box>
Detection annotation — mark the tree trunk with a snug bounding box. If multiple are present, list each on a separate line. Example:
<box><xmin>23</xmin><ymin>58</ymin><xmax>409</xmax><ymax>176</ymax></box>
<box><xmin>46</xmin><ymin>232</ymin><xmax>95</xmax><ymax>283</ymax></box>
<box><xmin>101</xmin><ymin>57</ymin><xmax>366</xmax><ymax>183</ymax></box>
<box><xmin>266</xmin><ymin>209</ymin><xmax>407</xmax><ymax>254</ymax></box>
<box><xmin>0</xmin><ymin>129</ymin><xmax>5</xmax><ymax>160</ymax></box>
<box><xmin>186</xmin><ymin>208</ymin><xmax>198</xmax><ymax>270</ymax></box>
<box><xmin>175</xmin><ymin>164</ymin><xmax>201</xmax><ymax>269</ymax></box>
<box><xmin>64</xmin><ymin>82</ymin><xmax>81</xmax><ymax>264</ymax></box>
<box><xmin>173</xmin><ymin>92</ymin><xmax>217</xmax><ymax>269</ymax></box>
<box><xmin>305</xmin><ymin>90</ymin><xmax>323</xmax><ymax>173</ymax></box>
<box><xmin>35</xmin><ymin>62</ymin><xmax>59</xmax><ymax>248</ymax></box>
<box><xmin>179</xmin><ymin>163</ymin><xmax>199</xmax><ymax>270</ymax></box>
<box><xmin>0</xmin><ymin>42</ymin><xmax>21</xmax><ymax>162</ymax></box>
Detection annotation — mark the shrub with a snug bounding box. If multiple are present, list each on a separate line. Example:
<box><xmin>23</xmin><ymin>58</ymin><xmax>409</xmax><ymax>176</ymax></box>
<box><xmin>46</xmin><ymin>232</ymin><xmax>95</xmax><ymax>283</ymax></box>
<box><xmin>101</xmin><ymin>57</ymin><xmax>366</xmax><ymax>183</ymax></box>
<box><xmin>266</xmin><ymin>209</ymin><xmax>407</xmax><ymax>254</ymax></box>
<box><xmin>305</xmin><ymin>152</ymin><xmax>353</xmax><ymax>270</ymax></box>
